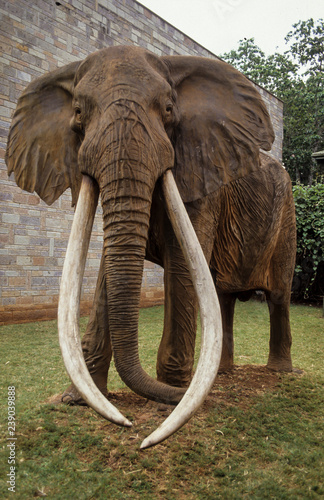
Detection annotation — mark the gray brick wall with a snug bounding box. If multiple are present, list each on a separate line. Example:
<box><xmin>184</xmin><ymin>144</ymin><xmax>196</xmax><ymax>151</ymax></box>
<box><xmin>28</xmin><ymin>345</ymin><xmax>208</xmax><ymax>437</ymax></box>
<box><xmin>0</xmin><ymin>0</ymin><xmax>283</xmax><ymax>324</ymax></box>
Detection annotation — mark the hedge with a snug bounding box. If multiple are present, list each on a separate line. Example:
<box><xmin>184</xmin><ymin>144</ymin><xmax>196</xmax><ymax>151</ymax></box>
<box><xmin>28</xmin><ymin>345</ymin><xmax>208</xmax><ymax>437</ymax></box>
<box><xmin>292</xmin><ymin>182</ymin><xmax>324</xmax><ymax>302</ymax></box>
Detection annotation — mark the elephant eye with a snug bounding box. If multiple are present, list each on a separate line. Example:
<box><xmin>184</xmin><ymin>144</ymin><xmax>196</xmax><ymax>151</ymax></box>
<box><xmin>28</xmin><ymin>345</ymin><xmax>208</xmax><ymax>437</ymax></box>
<box><xmin>70</xmin><ymin>103</ymin><xmax>84</xmax><ymax>135</ymax></box>
<box><xmin>166</xmin><ymin>104</ymin><xmax>173</xmax><ymax>114</ymax></box>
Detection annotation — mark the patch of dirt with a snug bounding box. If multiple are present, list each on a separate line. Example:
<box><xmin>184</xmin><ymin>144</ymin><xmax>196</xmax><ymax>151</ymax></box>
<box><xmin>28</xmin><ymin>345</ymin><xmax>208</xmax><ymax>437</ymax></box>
<box><xmin>45</xmin><ymin>365</ymin><xmax>302</xmax><ymax>426</ymax></box>
<box><xmin>208</xmin><ymin>364</ymin><xmax>281</xmax><ymax>409</ymax></box>
<box><xmin>114</xmin><ymin>364</ymin><xmax>280</xmax><ymax>410</ymax></box>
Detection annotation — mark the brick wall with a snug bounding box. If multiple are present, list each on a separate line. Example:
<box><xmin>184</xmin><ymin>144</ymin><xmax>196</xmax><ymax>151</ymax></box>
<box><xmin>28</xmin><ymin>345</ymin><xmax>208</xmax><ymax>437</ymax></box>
<box><xmin>0</xmin><ymin>0</ymin><xmax>283</xmax><ymax>324</ymax></box>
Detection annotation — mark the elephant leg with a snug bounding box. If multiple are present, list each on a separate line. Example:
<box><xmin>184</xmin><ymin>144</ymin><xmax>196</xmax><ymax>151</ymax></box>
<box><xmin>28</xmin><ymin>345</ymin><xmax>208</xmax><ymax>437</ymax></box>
<box><xmin>62</xmin><ymin>252</ymin><xmax>112</xmax><ymax>403</ymax></box>
<box><xmin>266</xmin><ymin>290</ymin><xmax>293</xmax><ymax>371</ymax></box>
<box><xmin>157</xmin><ymin>236</ymin><xmax>198</xmax><ymax>387</ymax></box>
<box><xmin>217</xmin><ymin>292</ymin><xmax>236</xmax><ymax>372</ymax></box>
<box><xmin>157</xmin><ymin>197</ymin><xmax>216</xmax><ymax>387</ymax></box>
<box><xmin>265</xmin><ymin>229</ymin><xmax>294</xmax><ymax>371</ymax></box>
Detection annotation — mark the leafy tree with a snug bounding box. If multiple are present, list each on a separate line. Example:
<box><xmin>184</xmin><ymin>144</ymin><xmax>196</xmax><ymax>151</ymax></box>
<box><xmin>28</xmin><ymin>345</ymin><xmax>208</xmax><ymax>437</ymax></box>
<box><xmin>283</xmin><ymin>73</ymin><xmax>324</xmax><ymax>184</ymax></box>
<box><xmin>220</xmin><ymin>19</ymin><xmax>324</xmax><ymax>186</ymax></box>
<box><xmin>292</xmin><ymin>182</ymin><xmax>324</xmax><ymax>302</ymax></box>
<box><xmin>285</xmin><ymin>18</ymin><xmax>324</xmax><ymax>76</ymax></box>
<box><xmin>284</xmin><ymin>19</ymin><xmax>324</xmax><ymax>184</ymax></box>
<box><xmin>221</xmin><ymin>38</ymin><xmax>298</xmax><ymax>93</ymax></box>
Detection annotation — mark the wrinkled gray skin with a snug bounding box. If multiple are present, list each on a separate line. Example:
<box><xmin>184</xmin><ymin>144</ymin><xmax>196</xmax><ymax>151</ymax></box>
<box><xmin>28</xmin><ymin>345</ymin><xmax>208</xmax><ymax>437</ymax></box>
<box><xmin>5</xmin><ymin>46</ymin><xmax>296</xmax><ymax>407</ymax></box>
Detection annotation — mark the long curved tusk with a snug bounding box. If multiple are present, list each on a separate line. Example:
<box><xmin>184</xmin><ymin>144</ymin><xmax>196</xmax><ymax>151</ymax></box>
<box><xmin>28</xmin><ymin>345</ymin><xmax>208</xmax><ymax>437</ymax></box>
<box><xmin>58</xmin><ymin>175</ymin><xmax>132</xmax><ymax>428</ymax></box>
<box><xmin>140</xmin><ymin>170</ymin><xmax>222</xmax><ymax>449</ymax></box>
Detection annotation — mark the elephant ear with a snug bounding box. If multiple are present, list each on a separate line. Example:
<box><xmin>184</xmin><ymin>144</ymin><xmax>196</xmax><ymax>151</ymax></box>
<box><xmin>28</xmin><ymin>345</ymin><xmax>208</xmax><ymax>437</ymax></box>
<box><xmin>5</xmin><ymin>61</ymin><xmax>82</xmax><ymax>206</ymax></box>
<box><xmin>163</xmin><ymin>56</ymin><xmax>275</xmax><ymax>203</ymax></box>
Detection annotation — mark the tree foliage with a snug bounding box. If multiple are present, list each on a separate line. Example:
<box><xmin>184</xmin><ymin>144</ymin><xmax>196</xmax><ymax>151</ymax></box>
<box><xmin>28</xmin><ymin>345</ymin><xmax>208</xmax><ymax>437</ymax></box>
<box><xmin>292</xmin><ymin>183</ymin><xmax>324</xmax><ymax>302</ymax></box>
<box><xmin>285</xmin><ymin>18</ymin><xmax>324</xmax><ymax>76</ymax></box>
<box><xmin>221</xmin><ymin>19</ymin><xmax>324</xmax><ymax>186</ymax></box>
<box><xmin>220</xmin><ymin>38</ymin><xmax>298</xmax><ymax>93</ymax></box>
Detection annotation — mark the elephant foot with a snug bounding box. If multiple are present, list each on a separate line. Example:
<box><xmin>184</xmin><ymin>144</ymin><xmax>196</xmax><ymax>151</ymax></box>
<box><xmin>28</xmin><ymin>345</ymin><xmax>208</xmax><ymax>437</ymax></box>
<box><xmin>61</xmin><ymin>384</ymin><xmax>87</xmax><ymax>406</ymax></box>
<box><xmin>267</xmin><ymin>365</ymin><xmax>304</xmax><ymax>376</ymax></box>
<box><xmin>156</xmin><ymin>402</ymin><xmax>173</xmax><ymax>412</ymax></box>
<box><xmin>157</xmin><ymin>374</ymin><xmax>191</xmax><ymax>389</ymax></box>
<box><xmin>61</xmin><ymin>383</ymin><xmax>109</xmax><ymax>406</ymax></box>
<box><xmin>218</xmin><ymin>362</ymin><xmax>234</xmax><ymax>373</ymax></box>
<box><xmin>266</xmin><ymin>358</ymin><xmax>293</xmax><ymax>372</ymax></box>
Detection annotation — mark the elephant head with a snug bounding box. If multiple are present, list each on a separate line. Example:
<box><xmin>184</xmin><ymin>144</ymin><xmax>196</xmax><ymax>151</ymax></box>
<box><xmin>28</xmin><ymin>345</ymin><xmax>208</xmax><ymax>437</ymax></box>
<box><xmin>5</xmin><ymin>46</ymin><xmax>274</xmax><ymax>446</ymax></box>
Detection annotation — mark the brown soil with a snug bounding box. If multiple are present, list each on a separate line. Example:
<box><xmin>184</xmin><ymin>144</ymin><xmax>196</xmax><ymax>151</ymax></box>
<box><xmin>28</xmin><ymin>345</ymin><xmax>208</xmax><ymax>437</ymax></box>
<box><xmin>47</xmin><ymin>365</ymin><xmax>284</xmax><ymax>422</ymax></box>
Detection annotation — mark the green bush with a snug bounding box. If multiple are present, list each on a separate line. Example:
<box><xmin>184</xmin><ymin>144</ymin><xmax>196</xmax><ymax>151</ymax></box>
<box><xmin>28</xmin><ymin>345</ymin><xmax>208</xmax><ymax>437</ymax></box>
<box><xmin>292</xmin><ymin>182</ymin><xmax>324</xmax><ymax>302</ymax></box>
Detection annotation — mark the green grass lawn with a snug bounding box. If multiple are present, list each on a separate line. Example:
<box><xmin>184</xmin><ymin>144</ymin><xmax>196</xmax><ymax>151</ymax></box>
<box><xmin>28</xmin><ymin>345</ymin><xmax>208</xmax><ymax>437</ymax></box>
<box><xmin>0</xmin><ymin>301</ymin><xmax>323</xmax><ymax>499</ymax></box>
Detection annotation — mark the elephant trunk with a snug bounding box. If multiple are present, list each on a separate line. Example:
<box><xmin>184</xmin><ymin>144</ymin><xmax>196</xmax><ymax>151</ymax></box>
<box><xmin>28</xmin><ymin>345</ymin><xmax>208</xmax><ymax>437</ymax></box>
<box><xmin>100</xmin><ymin>161</ymin><xmax>185</xmax><ymax>404</ymax></box>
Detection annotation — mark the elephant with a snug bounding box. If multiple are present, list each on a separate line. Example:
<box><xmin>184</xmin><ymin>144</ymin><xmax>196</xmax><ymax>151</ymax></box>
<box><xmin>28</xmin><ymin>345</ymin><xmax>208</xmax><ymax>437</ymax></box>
<box><xmin>5</xmin><ymin>45</ymin><xmax>296</xmax><ymax>446</ymax></box>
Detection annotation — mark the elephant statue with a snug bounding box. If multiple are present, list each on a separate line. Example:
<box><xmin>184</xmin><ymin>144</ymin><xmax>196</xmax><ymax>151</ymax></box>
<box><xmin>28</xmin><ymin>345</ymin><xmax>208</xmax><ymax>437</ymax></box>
<box><xmin>5</xmin><ymin>46</ymin><xmax>296</xmax><ymax>447</ymax></box>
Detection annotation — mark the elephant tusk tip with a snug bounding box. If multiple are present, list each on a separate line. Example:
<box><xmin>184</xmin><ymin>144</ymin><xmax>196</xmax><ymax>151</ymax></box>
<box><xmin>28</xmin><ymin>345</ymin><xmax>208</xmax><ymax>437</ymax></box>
<box><xmin>140</xmin><ymin>439</ymin><xmax>151</xmax><ymax>450</ymax></box>
<box><xmin>140</xmin><ymin>435</ymin><xmax>159</xmax><ymax>450</ymax></box>
<box><xmin>116</xmin><ymin>416</ymin><xmax>132</xmax><ymax>428</ymax></box>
